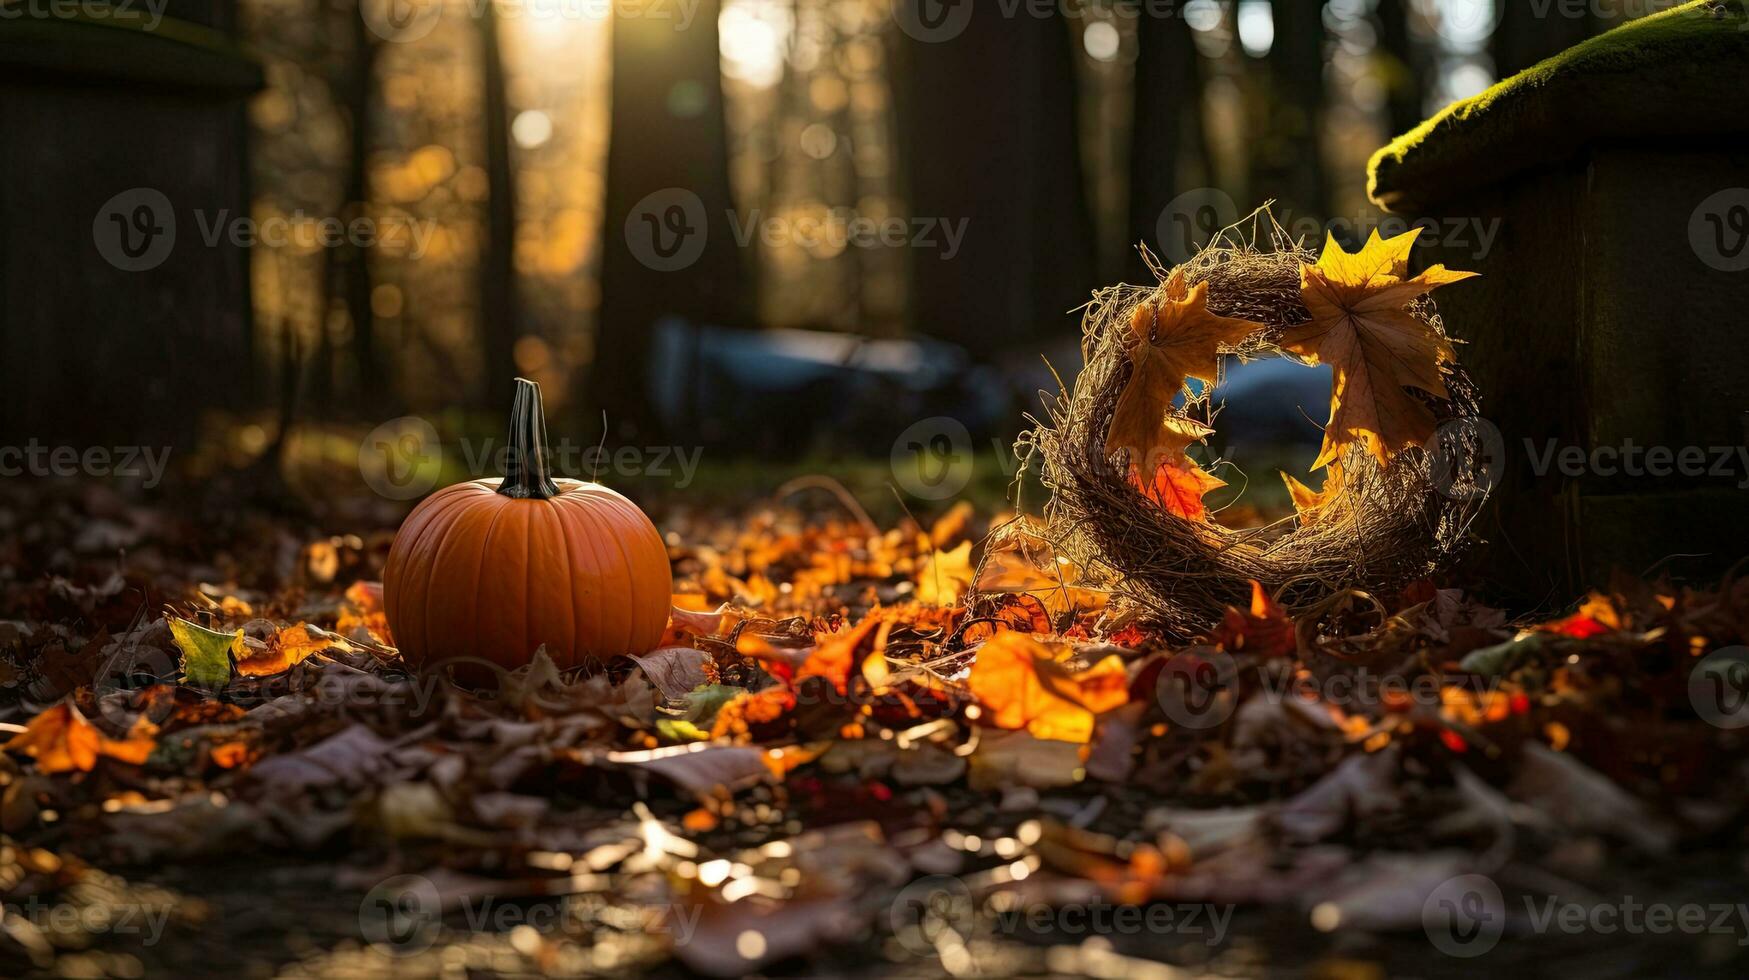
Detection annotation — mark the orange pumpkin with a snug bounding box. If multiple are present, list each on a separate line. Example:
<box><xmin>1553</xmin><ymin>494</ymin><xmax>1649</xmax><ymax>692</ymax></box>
<box><xmin>383</xmin><ymin>378</ymin><xmax>672</xmax><ymax>671</ymax></box>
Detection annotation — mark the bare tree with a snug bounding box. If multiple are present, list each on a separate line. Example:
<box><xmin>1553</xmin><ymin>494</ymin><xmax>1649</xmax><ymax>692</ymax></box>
<box><xmin>322</xmin><ymin>0</ymin><xmax>384</xmax><ymax>408</ymax></box>
<box><xmin>889</xmin><ymin>3</ymin><xmax>1095</xmax><ymax>356</ymax></box>
<box><xmin>1128</xmin><ymin>8</ymin><xmax>1201</xmax><ymax>281</ymax></box>
<box><xmin>594</xmin><ymin>0</ymin><xmax>746</xmax><ymax>439</ymax></box>
<box><xmin>1375</xmin><ymin>0</ymin><xmax>1428</xmax><ymax>137</ymax></box>
<box><xmin>1249</xmin><ymin>0</ymin><xmax>1328</xmax><ymax>221</ymax></box>
<box><xmin>478</xmin><ymin>0</ymin><xmax>519</xmax><ymax>409</ymax></box>
<box><xmin>1492</xmin><ymin>1</ymin><xmax>1595</xmax><ymax>78</ymax></box>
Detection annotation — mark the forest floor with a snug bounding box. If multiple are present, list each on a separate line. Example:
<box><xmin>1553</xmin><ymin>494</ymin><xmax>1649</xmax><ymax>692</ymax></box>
<box><xmin>3</xmin><ymin>475</ymin><xmax>1749</xmax><ymax>978</ymax></box>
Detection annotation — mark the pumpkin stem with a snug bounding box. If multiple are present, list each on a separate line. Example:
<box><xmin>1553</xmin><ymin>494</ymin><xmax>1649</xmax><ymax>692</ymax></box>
<box><xmin>500</xmin><ymin>378</ymin><xmax>561</xmax><ymax>499</ymax></box>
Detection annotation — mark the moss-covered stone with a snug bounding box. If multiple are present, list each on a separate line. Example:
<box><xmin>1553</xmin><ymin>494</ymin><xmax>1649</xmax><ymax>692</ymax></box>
<box><xmin>1369</xmin><ymin>0</ymin><xmax>1749</xmax><ymax>212</ymax></box>
<box><xmin>0</xmin><ymin>13</ymin><xmax>263</xmax><ymax>92</ymax></box>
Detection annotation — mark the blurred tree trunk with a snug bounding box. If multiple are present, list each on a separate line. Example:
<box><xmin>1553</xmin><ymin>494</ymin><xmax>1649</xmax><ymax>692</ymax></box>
<box><xmin>595</xmin><ymin>0</ymin><xmax>744</xmax><ymax>440</ymax></box>
<box><xmin>1127</xmin><ymin>7</ymin><xmax>1199</xmax><ymax>281</ymax></box>
<box><xmin>1492</xmin><ymin>1</ymin><xmax>1595</xmax><ymax>79</ymax></box>
<box><xmin>1375</xmin><ymin>0</ymin><xmax>1427</xmax><ymax>137</ymax></box>
<box><xmin>324</xmin><ymin>2</ymin><xmax>383</xmax><ymax>410</ymax></box>
<box><xmin>890</xmin><ymin>4</ymin><xmax>1095</xmax><ymax>357</ymax></box>
<box><xmin>1250</xmin><ymin>0</ymin><xmax>1327</xmax><ymax>220</ymax></box>
<box><xmin>479</xmin><ymin>0</ymin><xmax>519</xmax><ymax>410</ymax></box>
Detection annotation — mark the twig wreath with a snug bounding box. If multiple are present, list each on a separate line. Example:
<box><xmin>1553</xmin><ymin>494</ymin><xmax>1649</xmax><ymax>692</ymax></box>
<box><xmin>1016</xmin><ymin>209</ymin><xmax>1492</xmax><ymax>636</ymax></box>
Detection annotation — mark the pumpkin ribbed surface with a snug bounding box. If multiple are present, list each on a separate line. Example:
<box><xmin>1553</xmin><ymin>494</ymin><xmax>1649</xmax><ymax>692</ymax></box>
<box><xmin>381</xmin><ymin>378</ymin><xmax>671</xmax><ymax>672</ymax></box>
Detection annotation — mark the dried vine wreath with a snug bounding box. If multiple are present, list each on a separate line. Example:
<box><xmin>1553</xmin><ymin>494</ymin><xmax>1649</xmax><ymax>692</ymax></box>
<box><xmin>1012</xmin><ymin>210</ymin><xmax>1492</xmax><ymax>637</ymax></box>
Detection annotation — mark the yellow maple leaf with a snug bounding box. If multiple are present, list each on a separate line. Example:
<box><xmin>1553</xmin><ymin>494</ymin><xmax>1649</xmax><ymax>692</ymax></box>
<box><xmin>1105</xmin><ymin>279</ymin><xmax>1262</xmax><ymax>474</ymax></box>
<box><xmin>1280</xmin><ymin>461</ymin><xmax>1349</xmax><ymax>524</ymax></box>
<box><xmin>1281</xmin><ymin>229</ymin><xmax>1477</xmax><ymax>469</ymax></box>
<box><xmin>915</xmin><ymin>540</ymin><xmax>975</xmax><ymax>606</ymax></box>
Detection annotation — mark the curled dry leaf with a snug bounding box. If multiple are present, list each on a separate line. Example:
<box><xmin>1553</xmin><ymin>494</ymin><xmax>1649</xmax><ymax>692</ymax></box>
<box><xmin>3</xmin><ymin>702</ymin><xmax>157</xmax><ymax>775</ymax></box>
<box><xmin>631</xmin><ymin>646</ymin><xmax>716</xmax><ymax>701</ymax></box>
<box><xmin>236</xmin><ymin>623</ymin><xmax>352</xmax><ymax>677</ymax></box>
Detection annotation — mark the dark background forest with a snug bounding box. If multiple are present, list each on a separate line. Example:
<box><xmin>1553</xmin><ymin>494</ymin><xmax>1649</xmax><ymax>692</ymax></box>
<box><xmin>3</xmin><ymin>0</ymin><xmax>1642</xmax><ymax>477</ymax></box>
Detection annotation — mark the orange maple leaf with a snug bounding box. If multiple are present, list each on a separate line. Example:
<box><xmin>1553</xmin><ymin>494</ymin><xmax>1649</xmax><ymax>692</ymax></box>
<box><xmin>968</xmin><ymin>632</ymin><xmax>1129</xmax><ymax>743</ymax></box>
<box><xmin>1137</xmin><ymin>452</ymin><xmax>1226</xmax><ymax>522</ymax></box>
<box><xmin>1213</xmin><ymin>580</ymin><xmax>1295</xmax><ymax>657</ymax></box>
<box><xmin>4</xmin><ymin>702</ymin><xmax>157</xmax><ymax>774</ymax></box>
<box><xmin>1105</xmin><ymin>276</ymin><xmax>1261</xmax><ymax>474</ymax></box>
<box><xmin>1281</xmin><ymin>229</ymin><xmax>1477</xmax><ymax>469</ymax></box>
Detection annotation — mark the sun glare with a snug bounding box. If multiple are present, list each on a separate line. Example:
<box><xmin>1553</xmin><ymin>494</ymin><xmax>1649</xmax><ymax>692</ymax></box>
<box><xmin>719</xmin><ymin>0</ymin><xmax>791</xmax><ymax>89</ymax></box>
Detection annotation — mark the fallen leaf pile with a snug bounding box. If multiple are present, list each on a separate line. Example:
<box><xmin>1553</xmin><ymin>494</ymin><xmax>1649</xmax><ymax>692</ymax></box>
<box><xmin>3</xmin><ymin>480</ymin><xmax>1748</xmax><ymax>976</ymax></box>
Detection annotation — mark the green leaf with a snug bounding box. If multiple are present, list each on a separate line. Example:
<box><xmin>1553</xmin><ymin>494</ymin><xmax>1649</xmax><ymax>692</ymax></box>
<box><xmin>1458</xmin><ymin>633</ymin><xmax>1543</xmax><ymax>677</ymax></box>
<box><xmin>653</xmin><ymin>684</ymin><xmax>748</xmax><ymax>742</ymax></box>
<box><xmin>655</xmin><ymin>718</ymin><xmax>713</xmax><ymax>743</ymax></box>
<box><xmin>167</xmin><ymin>615</ymin><xmax>242</xmax><ymax>690</ymax></box>
<box><xmin>677</xmin><ymin>684</ymin><xmax>748</xmax><ymax>730</ymax></box>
